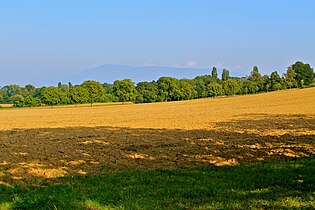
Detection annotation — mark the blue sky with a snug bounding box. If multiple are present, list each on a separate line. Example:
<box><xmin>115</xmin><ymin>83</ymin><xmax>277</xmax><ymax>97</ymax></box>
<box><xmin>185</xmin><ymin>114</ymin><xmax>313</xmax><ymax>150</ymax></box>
<box><xmin>0</xmin><ymin>0</ymin><xmax>314</xmax><ymax>85</ymax></box>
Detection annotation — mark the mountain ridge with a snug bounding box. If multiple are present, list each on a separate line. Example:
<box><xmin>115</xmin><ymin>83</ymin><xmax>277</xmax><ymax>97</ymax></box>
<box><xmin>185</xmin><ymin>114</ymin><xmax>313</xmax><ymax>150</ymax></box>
<box><xmin>66</xmin><ymin>64</ymin><xmax>245</xmax><ymax>85</ymax></box>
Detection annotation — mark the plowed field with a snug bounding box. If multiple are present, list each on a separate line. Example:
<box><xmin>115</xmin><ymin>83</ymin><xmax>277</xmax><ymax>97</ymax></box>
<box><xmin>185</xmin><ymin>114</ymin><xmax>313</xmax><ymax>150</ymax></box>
<box><xmin>0</xmin><ymin>88</ymin><xmax>314</xmax><ymax>184</ymax></box>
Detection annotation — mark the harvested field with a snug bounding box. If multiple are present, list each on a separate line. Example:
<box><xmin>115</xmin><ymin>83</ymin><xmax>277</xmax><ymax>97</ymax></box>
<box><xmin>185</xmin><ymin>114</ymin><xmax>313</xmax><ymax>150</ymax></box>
<box><xmin>0</xmin><ymin>88</ymin><xmax>314</xmax><ymax>184</ymax></box>
<box><xmin>0</xmin><ymin>104</ymin><xmax>12</xmax><ymax>108</ymax></box>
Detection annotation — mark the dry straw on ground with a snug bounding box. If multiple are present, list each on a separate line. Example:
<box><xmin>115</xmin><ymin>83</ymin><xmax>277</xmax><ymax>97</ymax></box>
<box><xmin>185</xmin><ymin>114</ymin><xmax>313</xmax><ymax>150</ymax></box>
<box><xmin>0</xmin><ymin>88</ymin><xmax>314</xmax><ymax>184</ymax></box>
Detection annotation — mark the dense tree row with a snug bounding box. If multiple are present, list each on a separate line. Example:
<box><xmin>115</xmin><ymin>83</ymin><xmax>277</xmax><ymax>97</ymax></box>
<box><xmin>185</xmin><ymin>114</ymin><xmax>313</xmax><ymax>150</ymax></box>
<box><xmin>0</xmin><ymin>61</ymin><xmax>314</xmax><ymax>107</ymax></box>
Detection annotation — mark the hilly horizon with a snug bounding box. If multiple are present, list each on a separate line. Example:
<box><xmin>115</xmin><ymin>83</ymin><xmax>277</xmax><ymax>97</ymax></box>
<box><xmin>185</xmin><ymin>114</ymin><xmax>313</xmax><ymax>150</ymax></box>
<box><xmin>2</xmin><ymin>64</ymin><xmax>245</xmax><ymax>87</ymax></box>
<box><xmin>64</xmin><ymin>64</ymin><xmax>245</xmax><ymax>86</ymax></box>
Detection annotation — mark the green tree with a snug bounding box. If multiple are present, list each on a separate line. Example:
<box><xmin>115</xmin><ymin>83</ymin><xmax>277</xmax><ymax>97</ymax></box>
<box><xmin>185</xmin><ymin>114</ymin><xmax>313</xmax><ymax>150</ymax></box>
<box><xmin>262</xmin><ymin>74</ymin><xmax>271</xmax><ymax>92</ymax></box>
<box><xmin>69</xmin><ymin>86</ymin><xmax>89</xmax><ymax>105</ymax></box>
<box><xmin>134</xmin><ymin>93</ymin><xmax>144</xmax><ymax>104</ymax></box>
<box><xmin>25</xmin><ymin>84</ymin><xmax>36</xmax><ymax>96</ymax></box>
<box><xmin>222</xmin><ymin>79</ymin><xmax>240</xmax><ymax>96</ymax></box>
<box><xmin>60</xmin><ymin>92</ymin><xmax>70</xmax><ymax>104</ymax></box>
<box><xmin>136</xmin><ymin>81</ymin><xmax>159</xmax><ymax>103</ymax></box>
<box><xmin>192</xmin><ymin>79</ymin><xmax>207</xmax><ymax>99</ymax></box>
<box><xmin>24</xmin><ymin>96</ymin><xmax>41</xmax><ymax>107</ymax></box>
<box><xmin>102</xmin><ymin>93</ymin><xmax>118</xmax><ymax>102</ymax></box>
<box><xmin>206</xmin><ymin>82</ymin><xmax>223</xmax><ymax>97</ymax></box>
<box><xmin>222</xmin><ymin>69</ymin><xmax>230</xmax><ymax>81</ymax></box>
<box><xmin>179</xmin><ymin>79</ymin><xmax>196</xmax><ymax>100</ymax></box>
<box><xmin>241</xmin><ymin>80</ymin><xmax>259</xmax><ymax>94</ymax></box>
<box><xmin>19</xmin><ymin>88</ymin><xmax>31</xmax><ymax>98</ymax></box>
<box><xmin>58</xmin><ymin>83</ymin><xmax>69</xmax><ymax>93</ymax></box>
<box><xmin>103</xmin><ymin>83</ymin><xmax>114</xmax><ymax>94</ymax></box>
<box><xmin>280</xmin><ymin>77</ymin><xmax>287</xmax><ymax>89</ymax></box>
<box><xmin>194</xmin><ymin>75</ymin><xmax>214</xmax><ymax>85</ymax></box>
<box><xmin>1</xmin><ymin>84</ymin><xmax>22</xmax><ymax>100</ymax></box>
<box><xmin>10</xmin><ymin>94</ymin><xmax>24</xmax><ymax>107</ymax></box>
<box><xmin>0</xmin><ymin>89</ymin><xmax>4</xmax><ymax>102</ymax></box>
<box><xmin>248</xmin><ymin>66</ymin><xmax>263</xmax><ymax>91</ymax></box>
<box><xmin>157</xmin><ymin>77</ymin><xmax>182</xmax><ymax>101</ymax></box>
<box><xmin>270</xmin><ymin>71</ymin><xmax>282</xmax><ymax>91</ymax></box>
<box><xmin>113</xmin><ymin>79</ymin><xmax>138</xmax><ymax>103</ymax></box>
<box><xmin>291</xmin><ymin>61</ymin><xmax>314</xmax><ymax>86</ymax></box>
<box><xmin>211</xmin><ymin>67</ymin><xmax>218</xmax><ymax>80</ymax></box>
<box><xmin>102</xmin><ymin>83</ymin><xmax>118</xmax><ymax>102</ymax></box>
<box><xmin>34</xmin><ymin>87</ymin><xmax>46</xmax><ymax>98</ymax></box>
<box><xmin>41</xmin><ymin>87</ymin><xmax>63</xmax><ymax>106</ymax></box>
<box><xmin>284</xmin><ymin>67</ymin><xmax>297</xmax><ymax>88</ymax></box>
<box><xmin>81</xmin><ymin>80</ymin><xmax>105</xmax><ymax>106</ymax></box>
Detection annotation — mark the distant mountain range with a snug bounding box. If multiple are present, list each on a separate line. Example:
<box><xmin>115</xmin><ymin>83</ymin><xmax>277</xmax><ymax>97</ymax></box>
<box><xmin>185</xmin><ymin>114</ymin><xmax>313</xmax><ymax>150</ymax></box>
<box><xmin>66</xmin><ymin>64</ymin><xmax>245</xmax><ymax>85</ymax></box>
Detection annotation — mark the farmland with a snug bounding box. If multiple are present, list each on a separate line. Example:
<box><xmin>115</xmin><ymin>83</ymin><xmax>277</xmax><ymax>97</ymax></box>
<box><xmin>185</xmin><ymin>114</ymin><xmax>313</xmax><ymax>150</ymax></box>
<box><xmin>0</xmin><ymin>88</ymin><xmax>315</xmax><ymax>209</ymax></box>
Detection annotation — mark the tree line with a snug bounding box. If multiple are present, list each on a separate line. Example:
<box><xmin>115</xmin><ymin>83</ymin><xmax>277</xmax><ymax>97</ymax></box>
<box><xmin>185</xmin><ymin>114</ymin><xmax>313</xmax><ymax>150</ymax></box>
<box><xmin>0</xmin><ymin>61</ymin><xmax>314</xmax><ymax>107</ymax></box>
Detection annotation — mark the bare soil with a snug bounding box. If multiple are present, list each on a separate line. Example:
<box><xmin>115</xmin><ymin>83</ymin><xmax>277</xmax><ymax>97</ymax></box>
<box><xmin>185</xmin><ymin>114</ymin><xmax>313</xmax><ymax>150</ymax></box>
<box><xmin>0</xmin><ymin>88</ymin><xmax>314</xmax><ymax>184</ymax></box>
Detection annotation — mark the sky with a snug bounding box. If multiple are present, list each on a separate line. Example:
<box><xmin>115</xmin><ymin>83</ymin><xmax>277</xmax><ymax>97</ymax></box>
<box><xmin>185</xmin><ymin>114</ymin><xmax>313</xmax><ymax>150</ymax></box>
<box><xmin>0</xmin><ymin>0</ymin><xmax>314</xmax><ymax>86</ymax></box>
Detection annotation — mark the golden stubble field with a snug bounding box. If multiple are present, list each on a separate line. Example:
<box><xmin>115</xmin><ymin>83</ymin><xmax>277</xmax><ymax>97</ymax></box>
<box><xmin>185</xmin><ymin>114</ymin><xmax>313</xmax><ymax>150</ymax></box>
<box><xmin>0</xmin><ymin>88</ymin><xmax>314</xmax><ymax>185</ymax></box>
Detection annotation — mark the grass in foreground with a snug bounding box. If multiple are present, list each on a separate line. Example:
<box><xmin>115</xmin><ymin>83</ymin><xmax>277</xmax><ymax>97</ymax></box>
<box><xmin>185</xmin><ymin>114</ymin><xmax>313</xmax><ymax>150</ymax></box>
<box><xmin>1</xmin><ymin>157</ymin><xmax>315</xmax><ymax>210</ymax></box>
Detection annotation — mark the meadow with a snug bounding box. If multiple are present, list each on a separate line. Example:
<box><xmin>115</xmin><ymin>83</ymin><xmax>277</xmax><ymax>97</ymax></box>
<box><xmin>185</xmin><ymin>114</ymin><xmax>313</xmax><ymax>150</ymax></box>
<box><xmin>0</xmin><ymin>88</ymin><xmax>314</xmax><ymax>209</ymax></box>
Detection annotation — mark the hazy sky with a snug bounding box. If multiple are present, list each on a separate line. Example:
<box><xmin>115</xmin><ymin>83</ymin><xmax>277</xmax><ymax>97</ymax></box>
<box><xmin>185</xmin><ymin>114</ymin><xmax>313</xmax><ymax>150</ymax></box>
<box><xmin>0</xmin><ymin>0</ymin><xmax>314</xmax><ymax>85</ymax></box>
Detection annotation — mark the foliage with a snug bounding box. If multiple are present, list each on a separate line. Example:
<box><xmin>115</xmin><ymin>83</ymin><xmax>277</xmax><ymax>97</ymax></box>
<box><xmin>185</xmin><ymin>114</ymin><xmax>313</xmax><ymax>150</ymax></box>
<box><xmin>221</xmin><ymin>68</ymin><xmax>230</xmax><ymax>81</ymax></box>
<box><xmin>136</xmin><ymin>81</ymin><xmax>159</xmax><ymax>103</ymax></box>
<box><xmin>157</xmin><ymin>77</ymin><xmax>182</xmax><ymax>101</ymax></box>
<box><xmin>262</xmin><ymin>74</ymin><xmax>271</xmax><ymax>92</ymax></box>
<box><xmin>81</xmin><ymin>80</ymin><xmax>105</xmax><ymax>105</ymax></box>
<box><xmin>270</xmin><ymin>71</ymin><xmax>282</xmax><ymax>91</ymax></box>
<box><xmin>284</xmin><ymin>67</ymin><xmax>297</xmax><ymax>88</ymax></box>
<box><xmin>206</xmin><ymin>82</ymin><xmax>223</xmax><ymax>97</ymax></box>
<box><xmin>248</xmin><ymin>66</ymin><xmax>264</xmax><ymax>91</ymax></box>
<box><xmin>113</xmin><ymin>79</ymin><xmax>138</xmax><ymax>102</ymax></box>
<box><xmin>0</xmin><ymin>89</ymin><xmax>5</xmax><ymax>102</ymax></box>
<box><xmin>102</xmin><ymin>83</ymin><xmax>114</xmax><ymax>94</ymax></box>
<box><xmin>102</xmin><ymin>93</ymin><xmax>118</xmax><ymax>103</ymax></box>
<box><xmin>1</xmin><ymin>61</ymin><xmax>314</xmax><ymax>108</ymax></box>
<box><xmin>10</xmin><ymin>94</ymin><xmax>24</xmax><ymax>107</ymax></box>
<box><xmin>24</xmin><ymin>96</ymin><xmax>41</xmax><ymax>107</ymax></box>
<box><xmin>58</xmin><ymin>82</ymin><xmax>69</xmax><ymax>93</ymax></box>
<box><xmin>68</xmin><ymin>86</ymin><xmax>89</xmax><ymax>105</ymax></box>
<box><xmin>179</xmin><ymin>79</ymin><xmax>196</xmax><ymax>100</ymax></box>
<box><xmin>211</xmin><ymin>67</ymin><xmax>218</xmax><ymax>80</ymax></box>
<box><xmin>1</xmin><ymin>84</ymin><xmax>22</xmax><ymax>98</ymax></box>
<box><xmin>291</xmin><ymin>61</ymin><xmax>314</xmax><ymax>86</ymax></box>
<box><xmin>25</xmin><ymin>84</ymin><xmax>36</xmax><ymax>96</ymax></box>
<box><xmin>192</xmin><ymin>78</ymin><xmax>207</xmax><ymax>98</ymax></box>
<box><xmin>194</xmin><ymin>75</ymin><xmax>215</xmax><ymax>86</ymax></box>
<box><xmin>40</xmin><ymin>87</ymin><xmax>64</xmax><ymax>106</ymax></box>
<box><xmin>241</xmin><ymin>80</ymin><xmax>259</xmax><ymax>94</ymax></box>
<box><xmin>222</xmin><ymin>79</ymin><xmax>240</xmax><ymax>95</ymax></box>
